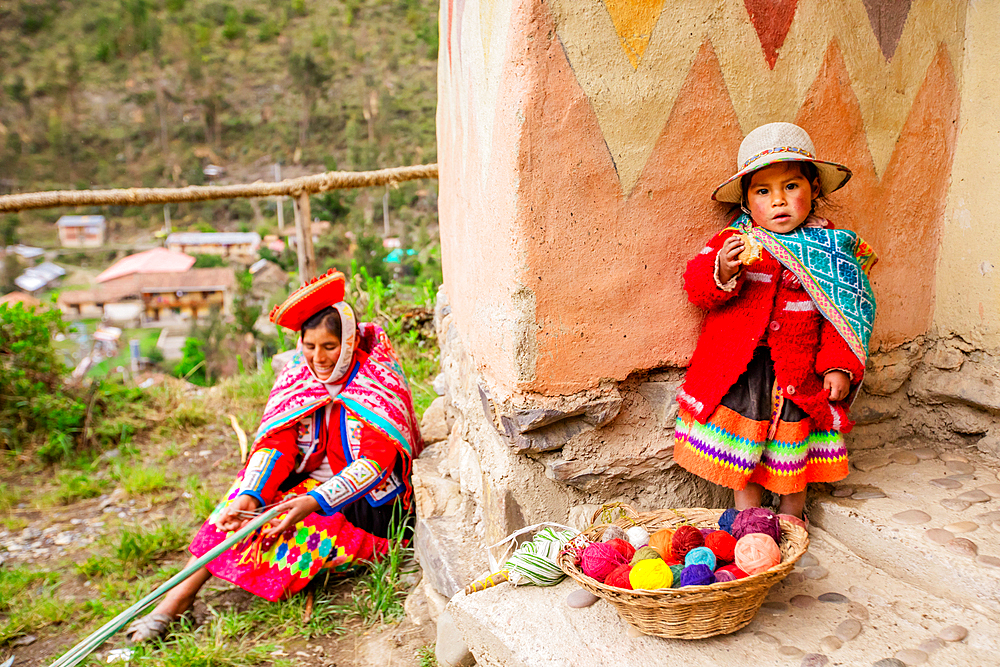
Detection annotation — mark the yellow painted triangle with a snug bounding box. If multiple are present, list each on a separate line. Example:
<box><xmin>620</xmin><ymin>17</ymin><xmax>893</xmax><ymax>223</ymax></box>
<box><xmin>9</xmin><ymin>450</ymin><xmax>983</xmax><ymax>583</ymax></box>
<box><xmin>601</xmin><ymin>0</ymin><xmax>668</xmax><ymax>69</ymax></box>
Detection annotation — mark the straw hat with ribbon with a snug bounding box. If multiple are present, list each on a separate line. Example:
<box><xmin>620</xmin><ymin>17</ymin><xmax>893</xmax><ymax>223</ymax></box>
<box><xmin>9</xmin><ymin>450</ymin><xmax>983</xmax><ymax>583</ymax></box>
<box><xmin>712</xmin><ymin>122</ymin><xmax>852</xmax><ymax>204</ymax></box>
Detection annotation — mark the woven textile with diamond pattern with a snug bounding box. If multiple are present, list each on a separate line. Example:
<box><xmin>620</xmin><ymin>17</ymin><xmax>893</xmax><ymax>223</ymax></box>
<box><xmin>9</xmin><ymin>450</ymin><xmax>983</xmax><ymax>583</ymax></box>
<box><xmin>730</xmin><ymin>213</ymin><xmax>877</xmax><ymax>366</ymax></box>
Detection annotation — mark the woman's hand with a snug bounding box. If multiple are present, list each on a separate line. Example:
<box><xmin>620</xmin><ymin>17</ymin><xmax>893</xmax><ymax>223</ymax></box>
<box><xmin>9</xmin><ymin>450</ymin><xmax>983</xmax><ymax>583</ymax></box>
<box><xmin>263</xmin><ymin>495</ymin><xmax>321</xmax><ymax>538</ymax></box>
<box><xmin>214</xmin><ymin>494</ymin><xmax>261</xmax><ymax>532</ymax></box>
<box><xmin>718</xmin><ymin>235</ymin><xmax>745</xmax><ymax>284</ymax></box>
<box><xmin>824</xmin><ymin>370</ymin><xmax>851</xmax><ymax>402</ymax></box>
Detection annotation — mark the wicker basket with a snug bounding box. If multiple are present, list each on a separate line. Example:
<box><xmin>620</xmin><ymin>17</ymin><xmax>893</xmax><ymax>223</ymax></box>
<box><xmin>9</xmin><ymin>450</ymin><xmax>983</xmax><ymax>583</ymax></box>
<box><xmin>558</xmin><ymin>506</ymin><xmax>809</xmax><ymax>639</ymax></box>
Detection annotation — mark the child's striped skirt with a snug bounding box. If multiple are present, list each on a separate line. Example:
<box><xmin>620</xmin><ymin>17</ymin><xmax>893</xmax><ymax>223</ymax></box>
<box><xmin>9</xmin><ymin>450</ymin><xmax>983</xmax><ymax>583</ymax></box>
<box><xmin>673</xmin><ymin>346</ymin><xmax>848</xmax><ymax>495</ymax></box>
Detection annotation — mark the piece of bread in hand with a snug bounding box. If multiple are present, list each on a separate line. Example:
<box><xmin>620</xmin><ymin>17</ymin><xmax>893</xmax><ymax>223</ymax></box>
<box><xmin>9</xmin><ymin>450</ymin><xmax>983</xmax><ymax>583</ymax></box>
<box><xmin>738</xmin><ymin>233</ymin><xmax>763</xmax><ymax>265</ymax></box>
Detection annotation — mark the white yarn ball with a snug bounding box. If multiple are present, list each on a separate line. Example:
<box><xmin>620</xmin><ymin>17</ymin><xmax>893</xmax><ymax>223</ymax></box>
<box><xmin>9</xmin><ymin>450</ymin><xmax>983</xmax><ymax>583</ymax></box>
<box><xmin>625</xmin><ymin>525</ymin><xmax>650</xmax><ymax>549</ymax></box>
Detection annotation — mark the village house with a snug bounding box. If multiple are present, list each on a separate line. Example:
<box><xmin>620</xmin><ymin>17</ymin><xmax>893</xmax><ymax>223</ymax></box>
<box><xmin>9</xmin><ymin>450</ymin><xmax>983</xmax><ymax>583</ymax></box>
<box><xmin>165</xmin><ymin>232</ymin><xmax>261</xmax><ymax>261</ymax></box>
<box><xmin>58</xmin><ymin>268</ymin><xmax>236</xmax><ymax>324</ymax></box>
<box><xmin>56</xmin><ymin>215</ymin><xmax>106</xmax><ymax>247</ymax></box>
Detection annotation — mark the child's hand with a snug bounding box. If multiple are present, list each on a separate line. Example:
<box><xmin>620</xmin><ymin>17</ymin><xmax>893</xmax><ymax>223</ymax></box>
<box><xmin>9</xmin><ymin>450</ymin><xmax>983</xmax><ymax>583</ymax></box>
<box><xmin>718</xmin><ymin>235</ymin><xmax>745</xmax><ymax>283</ymax></box>
<box><xmin>824</xmin><ymin>370</ymin><xmax>851</xmax><ymax>401</ymax></box>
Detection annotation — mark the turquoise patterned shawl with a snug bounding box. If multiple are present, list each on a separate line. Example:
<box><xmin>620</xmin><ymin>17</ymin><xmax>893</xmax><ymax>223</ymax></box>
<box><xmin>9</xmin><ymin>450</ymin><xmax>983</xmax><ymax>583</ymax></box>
<box><xmin>730</xmin><ymin>213</ymin><xmax>878</xmax><ymax>365</ymax></box>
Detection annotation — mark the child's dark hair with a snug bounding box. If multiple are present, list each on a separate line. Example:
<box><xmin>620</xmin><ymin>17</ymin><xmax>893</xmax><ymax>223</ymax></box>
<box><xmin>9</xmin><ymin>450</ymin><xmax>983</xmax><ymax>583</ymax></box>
<box><xmin>740</xmin><ymin>161</ymin><xmax>823</xmax><ymax>212</ymax></box>
<box><xmin>301</xmin><ymin>306</ymin><xmax>343</xmax><ymax>340</ymax></box>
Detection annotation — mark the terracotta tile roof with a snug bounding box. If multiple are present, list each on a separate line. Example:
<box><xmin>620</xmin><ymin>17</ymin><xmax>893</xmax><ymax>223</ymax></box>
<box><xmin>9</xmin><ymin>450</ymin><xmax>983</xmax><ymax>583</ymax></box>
<box><xmin>96</xmin><ymin>248</ymin><xmax>195</xmax><ymax>283</ymax></box>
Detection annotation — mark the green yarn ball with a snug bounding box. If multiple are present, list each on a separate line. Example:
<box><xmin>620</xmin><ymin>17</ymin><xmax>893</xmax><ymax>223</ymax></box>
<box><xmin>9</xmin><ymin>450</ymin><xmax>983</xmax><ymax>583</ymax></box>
<box><xmin>630</xmin><ymin>545</ymin><xmax>661</xmax><ymax>566</ymax></box>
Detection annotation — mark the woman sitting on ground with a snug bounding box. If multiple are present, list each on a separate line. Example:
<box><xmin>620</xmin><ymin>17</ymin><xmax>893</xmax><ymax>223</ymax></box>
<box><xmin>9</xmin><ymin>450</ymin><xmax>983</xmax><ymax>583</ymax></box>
<box><xmin>127</xmin><ymin>269</ymin><xmax>423</xmax><ymax>641</ymax></box>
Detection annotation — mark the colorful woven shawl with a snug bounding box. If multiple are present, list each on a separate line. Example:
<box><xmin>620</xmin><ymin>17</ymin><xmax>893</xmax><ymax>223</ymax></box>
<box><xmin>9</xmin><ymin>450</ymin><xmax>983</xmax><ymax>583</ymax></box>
<box><xmin>731</xmin><ymin>213</ymin><xmax>877</xmax><ymax>365</ymax></box>
<box><xmin>254</xmin><ymin>323</ymin><xmax>423</xmax><ymax>461</ymax></box>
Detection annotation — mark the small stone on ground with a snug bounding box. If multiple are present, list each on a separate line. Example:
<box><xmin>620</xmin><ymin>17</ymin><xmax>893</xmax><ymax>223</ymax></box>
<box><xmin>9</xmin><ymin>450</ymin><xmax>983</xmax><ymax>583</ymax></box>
<box><xmin>566</xmin><ymin>589</ymin><xmax>599</xmax><ymax>608</ymax></box>
<box><xmin>924</xmin><ymin>529</ymin><xmax>954</xmax><ymax>545</ymax></box>
<box><xmin>891</xmin><ymin>510</ymin><xmax>931</xmax><ymax>525</ymax></box>
<box><xmin>836</xmin><ymin>619</ymin><xmax>862</xmax><ymax>641</ymax></box>
<box><xmin>818</xmin><ymin>592</ymin><xmax>848</xmax><ymax>603</ymax></box>
<box><xmin>938</xmin><ymin>624</ymin><xmax>968</xmax><ymax>642</ymax></box>
<box><xmin>893</xmin><ymin>648</ymin><xmax>928</xmax><ymax>665</ymax></box>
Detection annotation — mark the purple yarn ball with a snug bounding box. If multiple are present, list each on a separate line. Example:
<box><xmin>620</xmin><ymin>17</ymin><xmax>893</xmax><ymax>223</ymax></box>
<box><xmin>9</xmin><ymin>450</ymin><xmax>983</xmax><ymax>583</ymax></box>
<box><xmin>718</xmin><ymin>508</ymin><xmax>738</xmax><ymax>535</ymax></box>
<box><xmin>679</xmin><ymin>563</ymin><xmax>715</xmax><ymax>587</ymax></box>
<box><xmin>698</xmin><ymin>527</ymin><xmax>714</xmax><ymax>538</ymax></box>
<box><xmin>731</xmin><ymin>507</ymin><xmax>782</xmax><ymax>543</ymax></box>
<box><xmin>713</xmin><ymin>569</ymin><xmax>737</xmax><ymax>583</ymax></box>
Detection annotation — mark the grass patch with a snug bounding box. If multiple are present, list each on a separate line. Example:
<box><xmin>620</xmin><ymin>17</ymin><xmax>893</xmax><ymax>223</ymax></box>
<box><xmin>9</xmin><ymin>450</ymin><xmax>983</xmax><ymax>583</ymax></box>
<box><xmin>0</xmin><ymin>482</ymin><xmax>22</xmax><ymax>512</ymax></box>
<box><xmin>112</xmin><ymin>521</ymin><xmax>190</xmax><ymax>569</ymax></box>
<box><xmin>113</xmin><ymin>461</ymin><xmax>172</xmax><ymax>496</ymax></box>
<box><xmin>185</xmin><ymin>475</ymin><xmax>220</xmax><ymax>521</ymax></box>
<box><xmin>394</xmin><ymin>327</ymin><xmax>438</xmax><ymax>418</ymax></box>
<box><xmin>0</xmin><ymin>566</ymin><xmax>79</xmax><ymax>644</ymax></box>
<box><xmin>79</xmin><ymin>520</ymin><xmax>190</xmax><ymax>579</ymax></box>
<box><xmin>39</xmin><ymin>471</ymin><xmax>109</xmax><ymax>506</ymax></box>
<box><xmin>350</xmin><ymin>506</ymin><xmax>414</xmax><ymax>626</ymax></box>
<box><xmin>1</xmin><ymin>516</ymin><xmax>29</xmax><ymax>531</ymax></box>
<box><xmin>130</xmin><ymin>614</ymin><xmax>290</xmax><ymax>667</ymax></box>
<box><xmin>238</xmin><ymin>583</ymin><xmax>348</xmax><ymax>640</ymax></box>
<box><xmin>417</xmin><ymin>645</ymin><xmax>438</xmax><ymax>667</ymax></box>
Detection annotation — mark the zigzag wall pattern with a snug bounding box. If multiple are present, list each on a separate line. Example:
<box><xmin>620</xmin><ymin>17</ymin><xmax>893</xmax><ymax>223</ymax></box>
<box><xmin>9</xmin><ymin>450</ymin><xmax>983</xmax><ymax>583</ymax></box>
<box><xmin>550</xmin><ymin>0</ymin><xmax>965</xmax><ymax>193</ymax></box>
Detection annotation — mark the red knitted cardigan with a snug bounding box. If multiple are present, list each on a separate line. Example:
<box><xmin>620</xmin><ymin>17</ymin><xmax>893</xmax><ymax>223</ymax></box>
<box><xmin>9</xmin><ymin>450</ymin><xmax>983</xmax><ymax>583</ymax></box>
<box><xmin>678</xmin><ymin>226</ymin><xmax>865</xmax><ymax>433</ymax></box>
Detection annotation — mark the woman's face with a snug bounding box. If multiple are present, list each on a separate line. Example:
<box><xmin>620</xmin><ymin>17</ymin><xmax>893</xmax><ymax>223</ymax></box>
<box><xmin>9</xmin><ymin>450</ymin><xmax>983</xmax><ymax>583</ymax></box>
<box><xmin>302</xmin><ymin>326</ymin><xmax>341</xmax><ymax>382</ymax></box>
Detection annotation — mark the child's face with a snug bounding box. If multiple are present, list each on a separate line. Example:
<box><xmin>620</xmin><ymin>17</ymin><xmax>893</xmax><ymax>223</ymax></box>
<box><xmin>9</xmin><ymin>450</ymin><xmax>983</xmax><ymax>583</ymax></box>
<box><xmin>746</xmin><ymin>162</ymin><xmax>819</xmax><ymax>234</ymax></box>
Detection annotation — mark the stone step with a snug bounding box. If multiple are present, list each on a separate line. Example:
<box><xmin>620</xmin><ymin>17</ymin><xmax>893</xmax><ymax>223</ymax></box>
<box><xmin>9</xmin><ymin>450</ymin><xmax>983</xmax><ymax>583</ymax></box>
<box><xmin>449</xmin><ymin>526</ymin><xmax>996</xmax><ymax>667</ymax></box>
<box><xmin>809</xmin><ymin>444</ymin><xmax>1000</xmax><ymax>617</ymax></box>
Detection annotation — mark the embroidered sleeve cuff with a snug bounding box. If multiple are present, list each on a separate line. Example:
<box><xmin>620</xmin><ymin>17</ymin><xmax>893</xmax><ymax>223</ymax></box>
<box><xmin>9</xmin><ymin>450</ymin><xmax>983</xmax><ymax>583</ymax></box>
<box><xmin>309</xmin><ymin>458</ymin><xmax>388</xmax><ymax>516</ymax></box>
<box><xmin>823</xmin><ymin>368</ymin><xmax>855</xmax><ymax>382</ymax></box>
<box><xmin>714</xmin><ymin>250</ymin><xmax>740</xmax><ymax>292</ymax></box>
<box><xmin>238</xmin><ymin>449</ymin><xmax>282</xmax><ymax>498</ymax></box>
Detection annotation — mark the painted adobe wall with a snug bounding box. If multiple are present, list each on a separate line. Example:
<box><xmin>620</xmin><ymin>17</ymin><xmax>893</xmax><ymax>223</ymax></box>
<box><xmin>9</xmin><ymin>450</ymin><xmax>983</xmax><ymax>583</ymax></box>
<box><xmin>438</xmin><ymin>0</ymin><xmax>967</xmax><ymax>397</ymax></box>
<box><xmin>935</xmin><ymin>1</ymin><xmax>1000</xmax><ymax>353</ymax></box>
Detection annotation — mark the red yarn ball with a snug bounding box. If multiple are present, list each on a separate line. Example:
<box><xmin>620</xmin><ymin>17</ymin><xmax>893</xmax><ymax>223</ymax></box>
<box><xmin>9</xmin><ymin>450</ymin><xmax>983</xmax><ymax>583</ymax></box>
<box><xmin>604</xmin><ymin>563</ymin><xmax>633</xmax><ymax>590</ymax></box>
<box><xmin>671</xmin><ymin>525</ymin><xmax>705</xmax><ymax>560</ymax></box>
<box><xmin>715</xmin><ymin>563</ymin><xmax>749</xmax><ymax>580</ymax></box>
<box><xmin>580</xmin><ymin>542</ymin><xmax>628</xmax><ymax>582</ymax></box>
<box><xmin>605</xmin><ymin>538</ymin><xmax>636</xmax><ymax>562</ymax></box>
<box><xmin>704</xmin><ymin>530</ymin><xmax>737</xmax><ymax>563</ymax></box>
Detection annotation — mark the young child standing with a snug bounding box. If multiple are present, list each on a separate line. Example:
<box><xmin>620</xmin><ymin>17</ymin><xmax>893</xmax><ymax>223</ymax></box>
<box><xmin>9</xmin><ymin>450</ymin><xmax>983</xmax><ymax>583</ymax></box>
<box><xmin>673</xmin><ymin>122</ymin><xmax>877</xmax><ymax>524</ymax></box>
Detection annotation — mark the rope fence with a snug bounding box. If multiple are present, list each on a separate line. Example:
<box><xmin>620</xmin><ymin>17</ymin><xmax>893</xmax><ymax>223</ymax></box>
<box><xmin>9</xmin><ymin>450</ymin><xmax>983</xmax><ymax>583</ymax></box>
<box><xmin>0</xmin><ymin>163</ymin><xmax>438</xmax><ymax>213</ymax></box>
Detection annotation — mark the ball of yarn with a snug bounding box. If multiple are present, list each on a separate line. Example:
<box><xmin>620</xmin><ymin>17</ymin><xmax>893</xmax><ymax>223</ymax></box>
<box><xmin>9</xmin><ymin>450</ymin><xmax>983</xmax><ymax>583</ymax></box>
<box><xmin>601</xmin><ymin>525</ymin><xmax>628</xmax><ymax>543</ymax></box>
<box><xmin>668</xmin><ymin>564</ymin><xmax>684</xmax><ymax>587</ymax></box>
<box><xmin>605</xmin><ymin>538</ymin><xmax>636</xmax><ymax>562</ymax></box>
<box><xmin>679</xmin><ymin>563</ymin><xmax>715</xmax><ymax>587</ymax></box>
<box><xmin>604</xmin><ymin>563</ymin><xmax>633</xmax><ymax>590</ymax></box>
<box><xmin>630</xmin><ymin>545</ymin><xmax>661</xmax><ymax>565</ymax></box>
<box><xmin>713</xmin><ymin>569</ymin><xmax>736</xmax><ymax>583</ymax></box>
<box><xmin>731</xmin><ymin>507</ymin><xmax>782</xmax><ymax>544</ymax></box>
<box><xmin>625</xmin><ymin>525</ymin><xmax>650</xmax><ymax>549</ymax></box>
<box><xmin>734</xmin><ymin>533</ymin><xmax>781</xmax><ymax>575</ymax></box>
<box><xmin>671</xmin><ymin>525</ymin><xmax>705</xmax><ymax>560</ymax></box>
<box><xmin>698</xmin><ymin>527</ymin><xmax>714</xmax><ymax>538</ymax></box>
<box><xmin>628</xmin><ymin>558</ymin><xmax>672</xmax><ymax>590</ymax></box>
<box><xmin>647</xmin><ymin>528</ymin><xmax>674</xmax><ymax>560</ymax></box>
<box><xmin>704</xmin><ymin>530</ymin><xmax>737</xmax><ymax>563</ymax></box>
<box><xmin>715</xmin><ymin>563</ymin><xmax>749</xmax><ymax>580</ymax></box>
<box><xmin>580</xmin><ymin>542</ymin><xmax>628</xmax><ymax>582</ymax></box>
<box><xmin>684</xmin><ymin>546</ymin><xmax>717</xmax><ymax>570</ymax></box>
<box><xmin>717</xmin><ymin>507</ymin><xmax>738</xmax><ymax>534</ymax></box>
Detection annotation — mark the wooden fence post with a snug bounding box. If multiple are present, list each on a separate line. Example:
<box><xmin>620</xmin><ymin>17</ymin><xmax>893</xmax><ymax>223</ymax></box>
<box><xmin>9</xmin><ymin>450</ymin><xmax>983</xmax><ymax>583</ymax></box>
<box><xmin>293</xmin><ymin>193</ymin><xmax>317</xmax><ymax>281</ymax></box>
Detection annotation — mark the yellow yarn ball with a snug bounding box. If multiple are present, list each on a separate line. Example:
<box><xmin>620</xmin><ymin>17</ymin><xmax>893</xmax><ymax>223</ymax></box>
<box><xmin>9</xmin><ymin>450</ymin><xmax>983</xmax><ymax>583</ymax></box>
<box><xmin>628</xmin><ymin>558</ymin><xmax>673</xmax><ymax>590</ymax></box>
